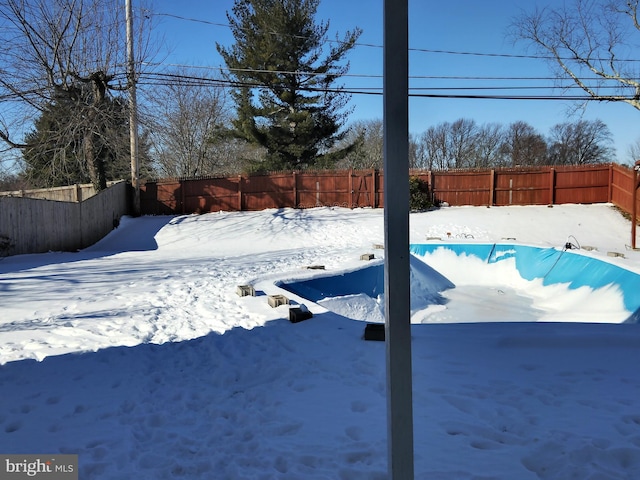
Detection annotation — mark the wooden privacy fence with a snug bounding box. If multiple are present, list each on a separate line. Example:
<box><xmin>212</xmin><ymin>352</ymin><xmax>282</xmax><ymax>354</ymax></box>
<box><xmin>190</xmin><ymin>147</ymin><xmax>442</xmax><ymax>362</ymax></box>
<box><xmin>141</xmin><ymin>164</ymin><xmax>633</xmax><ymax>215</ymax></box>
<box><xmin>0</xmin><ymin>180</ymin><xmax>129</xmax><ymax>256</ymax></box>
<box><xmin>424</xmin><ymin>164</ymin><xmax>613</xmax><ymax>206</ymax></box>
<box><xmin>0</xmin><ymin>180</ymin><xmax>122</xmax><ymax>202</ymax></box>
<box><xmin>5</xmin><ymin>164</ymin><xmax>639</xmax><ymax>256</ymax></box>
<box><xmin>141</xmin><ymin>169</ymin><xmax>382</xmax><ymax>214</ymax></box>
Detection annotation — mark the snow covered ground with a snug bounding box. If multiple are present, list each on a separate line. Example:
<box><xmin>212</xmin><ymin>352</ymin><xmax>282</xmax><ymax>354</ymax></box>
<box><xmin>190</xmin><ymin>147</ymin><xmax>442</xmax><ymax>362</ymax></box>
<box><xmin>2</xmin><ymin>204</ymin><xmax>640</xmax><ymax>479</ymax></box>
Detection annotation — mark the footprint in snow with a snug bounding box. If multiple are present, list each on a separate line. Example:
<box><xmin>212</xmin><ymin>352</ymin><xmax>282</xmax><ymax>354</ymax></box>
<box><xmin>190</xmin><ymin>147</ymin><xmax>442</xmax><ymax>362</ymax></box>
<box><xmin>5</xmin><ymin>420</ymin><xmax>22</xmax><ymax>433</ymax></box>
<box><xmin>350</xmin><ymin>400</ymin><xmax>368</xmax><ymax>413</ymax></box>
<box><xmin>345</xmin><ymin>425</ymin><xmax>363</xmax><ymax>441</ymax></box>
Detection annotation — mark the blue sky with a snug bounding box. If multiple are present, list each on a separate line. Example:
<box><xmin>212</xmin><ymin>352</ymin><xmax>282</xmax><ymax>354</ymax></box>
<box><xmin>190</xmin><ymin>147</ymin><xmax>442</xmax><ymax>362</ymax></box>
<box><xmin>149</xmin><ymin>0</ymin><xmax>640</xmax><ymax>164</ymax></box>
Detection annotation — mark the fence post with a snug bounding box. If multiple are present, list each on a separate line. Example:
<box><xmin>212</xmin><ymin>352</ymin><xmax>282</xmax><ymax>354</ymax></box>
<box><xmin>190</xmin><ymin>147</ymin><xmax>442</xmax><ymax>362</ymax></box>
<box><xmin>348</xmin><ymin>168</ymin><xmax>354</xmax><ymax>209</ymax></box>
<box><xmin>549</xmin><ymin>168</ymin><xmax>556</xmax><ymax>205</ymax></box>
<box><xmin>293</xmin><ymin>171</ymin><xmax>298</xmax><ymax>208</ymax></box>
<box><xmin>371</xmin><ymin>169</ymin><xmax>377</xmax><ymax>208</ymax></box>
<box><xmin>428</xmin><ymin>171</ymin><xmax>434</xmax><ymax>204</ymax></box>
<box><xmin>488</xmin><ymin>170</ymin><xmax>495</xmax><ymax>206</ymax></box>
<box><xmin>608</xmin><ymin>163</ymin><xmax>614</xmax><ymax>203</ymax></box>
<box><xmin>180</xmin><ymin>179</ymin><xmax>186</xmax><ymax>214</ymax></box>
<box><xmin>238</xmin><ymin>175</ymin><xmax>243</xmax><ymax>211</ymax></box>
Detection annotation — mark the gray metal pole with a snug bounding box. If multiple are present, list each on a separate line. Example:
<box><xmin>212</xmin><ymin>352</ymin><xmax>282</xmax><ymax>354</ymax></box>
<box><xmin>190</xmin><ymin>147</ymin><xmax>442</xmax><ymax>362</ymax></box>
<box><xmin>126</xmin><ymin>0</ymin><xmax>140</xmax><ymax>216</ymax></box>
<box><xmin>383</xmin><ymin>0</ymin><xmax>414</xmax><ymax>478</ymax></box>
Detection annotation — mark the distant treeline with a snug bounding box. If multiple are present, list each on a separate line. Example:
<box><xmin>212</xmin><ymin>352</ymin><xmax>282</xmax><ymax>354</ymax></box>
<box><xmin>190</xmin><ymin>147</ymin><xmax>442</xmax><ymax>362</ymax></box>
<box><xmin>335</xmin><ymin>118</ymin><xmax>616</xmax><ymax>171</ymax></box>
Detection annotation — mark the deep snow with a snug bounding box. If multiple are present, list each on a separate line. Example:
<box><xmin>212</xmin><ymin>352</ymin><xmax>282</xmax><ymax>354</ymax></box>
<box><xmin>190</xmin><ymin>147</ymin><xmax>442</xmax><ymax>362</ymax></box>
<box><xmin>2</xmin><ymin>204</ymin><xmax>640</xmax><ymax>479</ymax></box>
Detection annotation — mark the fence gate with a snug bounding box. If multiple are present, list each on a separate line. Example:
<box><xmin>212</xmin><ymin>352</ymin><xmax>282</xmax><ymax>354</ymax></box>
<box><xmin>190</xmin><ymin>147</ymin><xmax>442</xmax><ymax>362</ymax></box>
<box><xmin>350</xmin><ymin>170</ymin><xmax>378</xmax><ymax>208</ymax></box>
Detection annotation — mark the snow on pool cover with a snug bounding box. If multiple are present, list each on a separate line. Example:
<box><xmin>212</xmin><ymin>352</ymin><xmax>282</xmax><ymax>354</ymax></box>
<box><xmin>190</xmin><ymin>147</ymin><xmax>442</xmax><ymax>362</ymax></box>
<box><xmin>278</xmin><ymin>243</ymin><xmax>640</xmax><ymax>324</ymax></box>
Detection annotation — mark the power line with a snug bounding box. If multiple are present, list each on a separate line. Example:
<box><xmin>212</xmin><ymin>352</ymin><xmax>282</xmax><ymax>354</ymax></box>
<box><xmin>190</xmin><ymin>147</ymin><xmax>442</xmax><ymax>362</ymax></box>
<box><xmin>137</xmin><ymin>69</ymin><xmax>639</xmax><ymax>91</ymax></box>
<box><xmin>152</xmin><ymin>12</ymin><xmax>229</xmax><ymax>29</ymax></box>
<box><xmin>150</xmin><ymin>10</ymin><xmax>640</xmax><ymax>63</ymax></box>
<box><xmin>140</xmin><ymin>61</ymin><xmax>640</xmax><ymax>84</ymax></box>
<box><xmin>134</xmin><ymin>71</ymin><xmax>638</xmax><ymax>102</ymax></box>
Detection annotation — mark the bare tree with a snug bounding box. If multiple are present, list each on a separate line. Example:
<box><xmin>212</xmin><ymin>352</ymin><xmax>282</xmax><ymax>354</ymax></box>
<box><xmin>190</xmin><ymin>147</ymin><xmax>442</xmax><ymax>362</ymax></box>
<box><xmin>475</xmin><ymin>123</ymin><xmax>505</xmax><ymax>168</ymax></box>
<box><xmin>501</xmin><ymin>121</ymin><xmax>548</xmax><ymax>166</ymax></box>
<box><xmin>627</xmin><ymin>136</ymin><xmax>640</xmax><ymax>164</ymax></box>
<box><xmin>420</xmin><ymin>123</ymin><xmax>451</xmax><ymax>170</ymax></box>
<box><xmin>548</xmin><ymin>119</ymin><xmax>614</xmax><ymax>165</ymax></box>
<box><xmin>0</xmin><ymin>0</ymin><xmax>153</xmax><ymax>189</ymax></box>
<box><xmin>146</xmin><ymin>70</ymin><xmax>240</xmax><ymax>177</ymax></box>
<box><xmin>511</xmin><ymin>0</ymin><xmax>640</xmax><ymax>111</ymax></box>
<box><xmin>408</xmin><ymin>133</ymin><xmax>420</xmax><ymax>169</ymax></box>
<box><xmin>336</xmin><ymin>119</ymin><xmax>384</xmax><ymax>170</ymax></box>
<box><xmin>413</xmin><ymin>131</ymin><xmax>430</xmax><ymax>170</ymax></box>
<box><xmin>417</xmin><ymin>119</ymin><xmax>480</xmax><ymax>170</ymax></box>
<box><xmin>449</xmin><ymin>118</ymin><xmax>478</xmax><ymax>169</ymax></box>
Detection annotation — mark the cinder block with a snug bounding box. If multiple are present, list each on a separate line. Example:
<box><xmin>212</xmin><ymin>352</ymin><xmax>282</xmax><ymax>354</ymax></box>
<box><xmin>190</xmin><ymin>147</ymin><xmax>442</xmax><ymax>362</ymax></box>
<box><xmin>306</xmin><ymin>265</ymin><xmax>325</xmax><ymax>270</ymax></box>
<box><xmin>236</xmin><ymin>285</ymin><xmax>256</xmax><ymax>297</ymax></box>
<box><xmin>373</xmin><ymin>244</ymin><xmax>384</xmax><ymax>249</ymax></box>
<box><xmin>360</xmin><ymin>253</ymin><xmax>375</xmax><ymax>261</ymax></box>
<box><xmin>267</xmin><ymin>294</ymin><xmax>289</xmax><ymax>308</ymax></box>
<box><xmin>607</xmin><ymin>251</ymin><xmax>625</xmax><ymax>258</ymax></box>
<box><xmin>582</xmin><ymin>245</ymin><xmax>597</xmax><ymax>251</ymax></box>
<box><xmin>364</xmin><ymin>323</ymin><xmax>385</xmax><ymax>341</ymax></box>
<box><xmin>289</xmin><ymin>306</ymin><xmax>313</xmax><ymax>323</ymax></box>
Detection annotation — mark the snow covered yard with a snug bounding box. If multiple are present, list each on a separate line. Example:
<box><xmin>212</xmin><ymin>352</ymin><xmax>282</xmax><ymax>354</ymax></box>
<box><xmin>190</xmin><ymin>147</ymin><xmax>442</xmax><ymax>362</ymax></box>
<box><xmin>2</xmin><ymin>204</ymin><xmax>640</xmax><ymax>479</ymax></box>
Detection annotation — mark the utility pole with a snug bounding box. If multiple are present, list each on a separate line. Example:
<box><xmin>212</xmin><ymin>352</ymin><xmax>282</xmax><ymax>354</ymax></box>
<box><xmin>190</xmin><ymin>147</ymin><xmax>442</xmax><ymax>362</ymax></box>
<box><xmin>383</xmin><ymin>0</ymin><xmax>414</xmax><ymax>478</ymax></box>
<box><xmin>126</xmin><ymin>0</ymin><xmax>140</xmax><ymax>216</ymax></box>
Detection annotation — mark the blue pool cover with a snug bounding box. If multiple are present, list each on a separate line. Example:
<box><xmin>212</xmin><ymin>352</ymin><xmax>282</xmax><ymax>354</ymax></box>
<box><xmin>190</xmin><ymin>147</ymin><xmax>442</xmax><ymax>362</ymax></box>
<box><xmin>279</xmin><ymin>243</ymin><xmax>640</xmax><ymax>323</ymax></box>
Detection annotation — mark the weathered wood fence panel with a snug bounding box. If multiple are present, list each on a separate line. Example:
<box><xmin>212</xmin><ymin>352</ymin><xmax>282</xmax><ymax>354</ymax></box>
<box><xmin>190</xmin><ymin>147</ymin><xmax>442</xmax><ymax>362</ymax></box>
<box><xmin>0</xmin><ymin>181</ymin><xmax>121</xmax><ymax>202</ymax></box>
<box><xmin>0</xmin><ymin>196</ymin><xmax>78</xmax><ymax>254</ymax></box>
<box><xmin>0</xmin><ymin>181</ymin><xmax>129</xmax><ymax>256</ymax></box>
<box><xmin>79</xmin><ymin>181</ymin><xmax>130</xmax><ymax>248</ymax></box>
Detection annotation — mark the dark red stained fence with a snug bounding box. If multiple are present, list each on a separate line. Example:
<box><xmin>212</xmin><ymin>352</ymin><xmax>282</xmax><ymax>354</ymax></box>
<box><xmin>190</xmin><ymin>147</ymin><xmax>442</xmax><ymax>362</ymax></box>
<box><xmin>140</xmin><ymin>164</ymin><xmax>639</xmax><ymax>224</ymax></box>
<box><xmin>417</xmin><ymin>165</ymin><xmax>613</xmax><ymax>207</ymax></box>
<box><xmin>611</xmin><ymin>163</ymin><xmax>638</xmax><ymax>214</ymax></box>
<box><xmin>140</xmin><ymin>169</ymin><xmax>382</xmax><ymax>214</ymax></box>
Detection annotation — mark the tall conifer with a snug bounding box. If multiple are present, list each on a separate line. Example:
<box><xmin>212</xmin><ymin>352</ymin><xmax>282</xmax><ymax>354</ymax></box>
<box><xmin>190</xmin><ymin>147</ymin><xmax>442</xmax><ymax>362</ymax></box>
<box><xmin>217</xmin><ymin>0</ymin><xmax>362</xmax><ymax>171</ymax></box>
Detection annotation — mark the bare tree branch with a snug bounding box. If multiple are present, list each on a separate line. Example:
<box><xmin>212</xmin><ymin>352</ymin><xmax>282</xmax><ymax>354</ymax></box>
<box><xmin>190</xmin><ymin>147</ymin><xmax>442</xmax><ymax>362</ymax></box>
<box><xmin>511</xmin><ymin>0</ymin><xmax>640</xmax><ymax>110</ymax></box>
<box><xmin>0</xmin><ymin>0</ymin><xmax>155</xmax><ymax>188</ymax></box>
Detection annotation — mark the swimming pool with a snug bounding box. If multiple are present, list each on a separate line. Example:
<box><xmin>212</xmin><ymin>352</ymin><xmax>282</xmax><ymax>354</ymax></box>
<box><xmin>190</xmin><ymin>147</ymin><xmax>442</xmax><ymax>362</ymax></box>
<box><xmin>278</xmin><ymin>244</ymin><xmax>640</xmax><ymax>324</ymax></box>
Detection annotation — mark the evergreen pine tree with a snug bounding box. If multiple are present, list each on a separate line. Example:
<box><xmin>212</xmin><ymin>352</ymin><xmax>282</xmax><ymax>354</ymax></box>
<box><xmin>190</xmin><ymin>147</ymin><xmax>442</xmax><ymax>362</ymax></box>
<box><xmin>23</xmin><ymin>97</ymin><xmax>90</xmax><ymax>188</ymax></box>
<box><xmin>22</xmin><ymin>94</ymin><xmax>152</xmax><ymax>188</ymax></box>
<box><xmin>217</xmin><ymin>0</ymin><xmax>362</xmax><ymax>171</ymax></box>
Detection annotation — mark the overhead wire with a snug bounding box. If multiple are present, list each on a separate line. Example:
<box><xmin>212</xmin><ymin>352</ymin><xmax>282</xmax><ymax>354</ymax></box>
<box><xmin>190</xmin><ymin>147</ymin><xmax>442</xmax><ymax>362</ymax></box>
<box><xmin>131</xmin><ymin>69</ymin><xmax>640</xmax><ymax>102</ymax></box>
<box><xmin>141</xmin><ymin>61</ymin><xmax>639</xmax><ymax>83</ymax></box>
<box><xmin>150</xmin><ymin>11</ymin><xmax>640</xmax><ymax>63</ymax></box>
<box><xmin>140</xmin><ymin>10</ymin><xmax>640</xmax><ymax>103</ymax></box>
